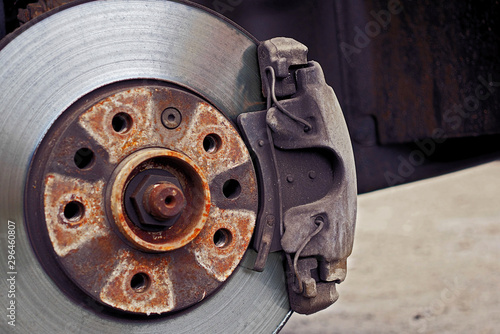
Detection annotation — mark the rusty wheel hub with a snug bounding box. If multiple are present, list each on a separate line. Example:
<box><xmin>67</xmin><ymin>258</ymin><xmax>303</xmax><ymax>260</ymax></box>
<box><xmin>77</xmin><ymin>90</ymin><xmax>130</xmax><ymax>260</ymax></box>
<box><xmin>110</xmin><ymin>148</ymin><xmax>211</xmax><ymax>252</ymax></box>
<box><xmin>26</xmin><ymin>82</ymin><xmax>258</xmax><ymax>314</ymax></box>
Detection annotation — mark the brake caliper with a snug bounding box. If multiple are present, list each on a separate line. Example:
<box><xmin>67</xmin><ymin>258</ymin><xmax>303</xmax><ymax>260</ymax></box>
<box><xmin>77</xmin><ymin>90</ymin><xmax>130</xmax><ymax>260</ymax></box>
<box><xmin>238</xmin><ymin>37</ymin><xmax>357</xmax><ymax>315</ymax></box>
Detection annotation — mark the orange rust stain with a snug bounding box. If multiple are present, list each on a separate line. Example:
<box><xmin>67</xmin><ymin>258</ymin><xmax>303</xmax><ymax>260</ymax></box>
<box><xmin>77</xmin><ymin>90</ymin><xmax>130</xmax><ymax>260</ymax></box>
<box><xmin>110</xmin><ymin>147</ymin><xmax>211</xmax><ymax>252</ymax></box>
<box><xmin>100</xmin><ymin>253</ymin><xmax>173</xmax><ymax>314</ymax></box>
<box><xmin>43</xmin><ymin>174</ymin><xmax>108</xmax><ymax>257</ymax></box>
<box><xmin>39</xmin><ymin>85</ymin><xmax>259</xmax><ymax>315</ymax></box>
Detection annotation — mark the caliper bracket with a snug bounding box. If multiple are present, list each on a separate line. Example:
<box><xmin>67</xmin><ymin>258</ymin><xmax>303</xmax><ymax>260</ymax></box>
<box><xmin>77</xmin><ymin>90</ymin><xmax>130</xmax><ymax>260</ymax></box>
<box><xmin>238</xmin><ymin>37</ymin><xmax>356</xmax><ymax>315</ymax></box>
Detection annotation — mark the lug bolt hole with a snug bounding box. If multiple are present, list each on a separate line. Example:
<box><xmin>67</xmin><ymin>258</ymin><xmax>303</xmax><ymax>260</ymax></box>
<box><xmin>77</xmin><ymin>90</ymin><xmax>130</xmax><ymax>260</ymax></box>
<box><xmin>112</xmin><ymin>112</ymin><xmax>133</xmax><ymax>133</ymax></box>
<box><xmin>203</xmin><ymin>134</ymin><xmax>222</xmax><ymax>154</ymax></box>
<box><xmin>222</xmin><ymin>179</ymin><xmax>241</xmax><ymax>199</ymax></box>
<box><xmin>74</xmin><ymin>148</ymin><xmax>94</xmax><ymax>169</ymax></box>
<box><xmin>130</xmin><ymin>273</ymin><xmax>150</xmax><ymax>293</ymax></box>
<box><xmin>213</xmin><ymin>228</ymin><xmax>232</xmax><ymax>248</ymax></box>
<box><xmin>63</xmin><ymin>201</ymin><xmax>85</xmax><ymax>222</ymax></box>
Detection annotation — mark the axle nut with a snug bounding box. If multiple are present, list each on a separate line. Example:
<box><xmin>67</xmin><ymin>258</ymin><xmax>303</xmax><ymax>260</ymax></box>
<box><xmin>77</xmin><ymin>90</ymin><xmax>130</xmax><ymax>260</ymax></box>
<box><xmin>143</xmin><ymin>182</ymin><xmax>186</xmax><ymax>220</ymax></box>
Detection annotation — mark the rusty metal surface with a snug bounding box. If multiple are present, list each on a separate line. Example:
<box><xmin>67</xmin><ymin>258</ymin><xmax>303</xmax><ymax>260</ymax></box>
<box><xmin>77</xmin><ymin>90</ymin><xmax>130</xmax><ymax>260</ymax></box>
<box><xmin>108</xmin><ymin>148</ymin><xmax>212</xmax><ymax>252</ymax></box>
<box><xmin>239</xmin><ymin>37</ymin><xmax>356</xmax><ymax>315</ymax></box>
<box><xmin>141</xmin><ymin>181</ymin><xmax>186</xmax><ymax>221</ymax></box>
<box><xmin>26</xmin><ymin>84</ymin><xmax>258</xmax><ymax>315</ymax></box>
<box><xmin>17</xmin><ymin>0</ymin><xmax>72</xmax><ymax>23</ymax></box>
<box><xmin>128</xmin><ymin>173</ymin><xmax>187</xmax><ymax>227</ymax></box>
<box><xmin>368</xmin><ymin>1</ymin><xmax>500</xmax><ymax>144</ymax></box>
<box><xmin>270</xmin><ymin>64</ymin><xmax>355</xmax><ymax>314</ymax></box>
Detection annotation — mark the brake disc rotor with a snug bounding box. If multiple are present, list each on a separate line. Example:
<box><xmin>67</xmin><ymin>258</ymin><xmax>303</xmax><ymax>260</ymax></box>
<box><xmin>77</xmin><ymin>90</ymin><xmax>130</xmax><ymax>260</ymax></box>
<box><xmin>0</xmin><ymin>0</ymin><xmax>290</xmax><ymax>332</ymax></box>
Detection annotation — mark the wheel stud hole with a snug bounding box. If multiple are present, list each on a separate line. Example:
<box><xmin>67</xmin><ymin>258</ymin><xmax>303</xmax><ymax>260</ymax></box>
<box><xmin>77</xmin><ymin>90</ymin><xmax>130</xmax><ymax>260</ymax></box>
<box><xmin>213</xmin><ymin>228</ymin><xmax>232</xmax><ymax>248</ymax></box>
<box><xmin>222</xmin><ymin>179</ymin><xmax>241</xmax><ymax>199</ymax></box>
<box><xmin>74</xmin><ymin>148</ymin><xmax>94</xmax><ymax>169</ymax></box>
<box><xmin>130</xmin><ymin>273</ymin><xmax>150</xmax><ymax>293</ymax></box>
<box><xmin>63</xmin><ymin>201</ymin><xmax>84</xmax><ymax>222</ymax></box>
<box><xmin>203</xmin><ymin>134</ymin><xmax>222</xmax><ymax>154</ymax></box>
<box><xmin>112</xmin><ymin>112</ymin><xmax>132</xmax><ymax>133</ymax></box>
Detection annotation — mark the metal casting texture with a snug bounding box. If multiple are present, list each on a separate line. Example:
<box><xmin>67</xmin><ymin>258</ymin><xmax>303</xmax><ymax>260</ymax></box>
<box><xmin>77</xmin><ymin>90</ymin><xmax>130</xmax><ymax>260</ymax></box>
<box><xmin>30</xmin><ymin>86</ymin><xmax>258</xmax><ymax>314</ymax></box>
<box><xmin>277</xmin><ymin>61</ymin><xmax>356</xmax><ymax>314</ymax></box>
<box><xmin>0</xmin><ymin>0</ymin><xmax>289</xmax><ymax>332</ymax></box>
<box><xmin>17</xmin><ymin>0</ymin><xmax>73</xmax><ymax>23</ymax></box>
<box><xmin>253</xmin><ymin>37</ymin><xmax>357</xmax><ymax>314</ymax></box>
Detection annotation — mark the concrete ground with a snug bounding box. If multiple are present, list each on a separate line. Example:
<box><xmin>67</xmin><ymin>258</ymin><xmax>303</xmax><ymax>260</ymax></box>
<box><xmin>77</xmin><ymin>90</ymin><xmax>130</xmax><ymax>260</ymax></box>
<box><xmin>281</xmin><ymin>160</ymin><xmax>500</xmax><ymax>334</ymax></box>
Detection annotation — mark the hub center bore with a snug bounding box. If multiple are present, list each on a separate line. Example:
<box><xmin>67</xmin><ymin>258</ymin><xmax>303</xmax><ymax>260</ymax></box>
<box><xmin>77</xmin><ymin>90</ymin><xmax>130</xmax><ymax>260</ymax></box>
<box><xmin>109</xmin><ymin>148</ymin><xmax>211</xmax><ymax>252</ymax></box>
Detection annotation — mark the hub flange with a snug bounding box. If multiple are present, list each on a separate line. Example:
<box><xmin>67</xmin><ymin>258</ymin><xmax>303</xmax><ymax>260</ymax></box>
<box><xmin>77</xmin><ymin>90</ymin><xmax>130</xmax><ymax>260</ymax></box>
<box><xmin>25</xmin><ymin>82</ymin><xmax>258</xmax><ymax>314</ymax></box>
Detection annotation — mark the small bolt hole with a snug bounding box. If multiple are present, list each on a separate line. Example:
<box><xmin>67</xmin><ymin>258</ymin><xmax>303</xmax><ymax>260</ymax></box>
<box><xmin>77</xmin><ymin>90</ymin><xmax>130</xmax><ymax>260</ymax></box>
<box><xmin>213</xmin><ymin>228</ymin><xmax>232</xmax><ymax>248</ymax></box>
<box><xmin>222</xmin><ymin>179</ymin><xmax>241</xmax><ymax>199</ymax></box>
<box><xmin>112</xmin><ymin>112</ymin><xmax>132</xmax><ymax>133</ymax></box>
<box><xmin>63</xmin><ymin>201</ymin><xmax>84</xmax><ymax>222</ymax></box>
<box><xmin>161</xmin><ymin>107</ymin><xmax>182</xmax><ymax>129</ymax></box>
<box><xmin>130</xmin><ymin>273</ymin><xmax>150</xmax><ymax>293</ymax></box>
<box><xmin>74</xmin><ymin>148</ymin><xmax>94</xmax><ymax>169</ymax></box>
<box><xmin>203</xmin><ymin>134</ymin><xmax>222</xmax><ymax>154</ymax></box>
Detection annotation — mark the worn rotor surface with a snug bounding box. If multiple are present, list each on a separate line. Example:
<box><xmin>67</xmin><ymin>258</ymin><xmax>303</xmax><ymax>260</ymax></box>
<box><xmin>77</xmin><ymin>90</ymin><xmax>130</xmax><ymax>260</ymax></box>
<box><xmin>0</xmin><ymin>0</ymin><xmax>290</xmax><ymax>332</ymax></box>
